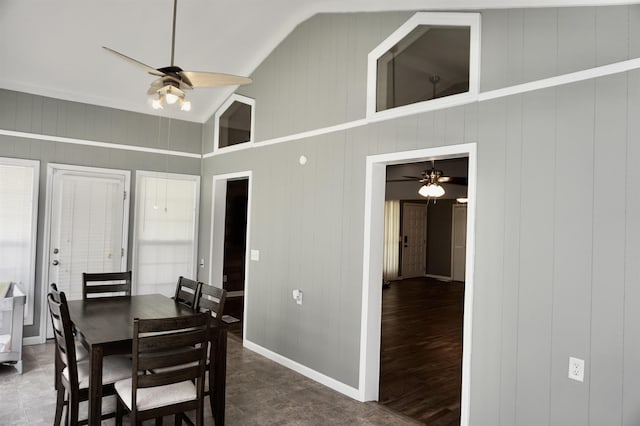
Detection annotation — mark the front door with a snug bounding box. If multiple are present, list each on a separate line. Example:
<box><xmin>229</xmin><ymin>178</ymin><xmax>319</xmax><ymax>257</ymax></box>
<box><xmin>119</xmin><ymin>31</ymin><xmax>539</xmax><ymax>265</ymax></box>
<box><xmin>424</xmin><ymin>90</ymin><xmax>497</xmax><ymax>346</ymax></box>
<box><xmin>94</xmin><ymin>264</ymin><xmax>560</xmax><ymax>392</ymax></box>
<box><xmin>401</xmin><ymin>202</ymin><xmax>427</xmax><ymax>278</ymax></box>
<box><xmin>45</xmin><ymin>165</ymin><xmax>130</xmax><ymax>336</ymax></box>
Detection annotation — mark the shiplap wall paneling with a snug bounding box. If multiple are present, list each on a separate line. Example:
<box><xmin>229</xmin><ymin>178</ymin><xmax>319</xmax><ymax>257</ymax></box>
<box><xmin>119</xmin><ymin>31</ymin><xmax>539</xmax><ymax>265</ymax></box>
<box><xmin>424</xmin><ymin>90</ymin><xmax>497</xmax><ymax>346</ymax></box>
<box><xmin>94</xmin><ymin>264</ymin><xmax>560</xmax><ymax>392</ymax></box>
<box><xmin>589</xmin><ymin>73</ymin><xmax>627</xmax><ymax>425</ymax></box>
<box><xmin>470</xmin><ymin>97</ymin><xmax>508</xmax><ymax>424</ymax></box>
<box><xmin>499</xmin><ymin>93</ymin><xmax>524</xmax><ymax>426</ymax></box>
<box><xmin>558</xmin><ymin>8</ymin><xmax>596</xmax><ymax>75</ymax></box>
<box><xmin>480</xmin><ymin>11</ymin><xmax>509</xmax><ymax>92</ymax></box>
<box><xmin>549</xmin><ymin>80</ymin><xmax>594</xmax><ymax>426</ymax></box>
<box><xmin>338</xmin><ymin>126</ymin><xmax>369</xmax><ymax>386</ymax></box>
<box><xmin>623</xmin><ymin>68</ymin><xmax>640</xmax><ymax>426</ymax></box>
<box><xmin>515</xmin><ymin>88</ymin><xmax>557</xmax><ymax>426</ymax></box>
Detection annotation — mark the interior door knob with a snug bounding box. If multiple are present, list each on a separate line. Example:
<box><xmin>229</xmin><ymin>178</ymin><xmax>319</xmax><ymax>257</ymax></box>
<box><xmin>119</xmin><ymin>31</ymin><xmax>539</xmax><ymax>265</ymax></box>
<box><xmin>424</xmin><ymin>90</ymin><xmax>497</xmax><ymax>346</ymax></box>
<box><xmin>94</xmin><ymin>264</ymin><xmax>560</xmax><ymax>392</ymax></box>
<box><xmin>52</xmin><ymin>260</ymin><xmax>59</xmax><ymax>266</ymax></box>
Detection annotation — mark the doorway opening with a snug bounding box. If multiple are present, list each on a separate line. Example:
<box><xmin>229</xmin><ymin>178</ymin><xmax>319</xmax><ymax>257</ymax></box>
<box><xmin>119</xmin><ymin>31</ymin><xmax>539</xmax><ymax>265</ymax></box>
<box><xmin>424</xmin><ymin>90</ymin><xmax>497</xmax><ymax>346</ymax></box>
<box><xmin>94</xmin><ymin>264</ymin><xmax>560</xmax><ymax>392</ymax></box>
<box><xmin>359</xmin><ymin>144</ymin><xmax>476</xmax><ymax>426</ymax></box>
<box><xmin>379</xmin><ymin>157</ymin><xmax>468</xmax><ymax>424</ymax></box>
<box><xmin>222</xmin><ymin>178</ymin><xmax>249</xmax><ymax>338</ymax></box>
<box><xmin>209</xmin><ymin>171</ymin><xmax>252</xmax><ymax>341</ymax></box>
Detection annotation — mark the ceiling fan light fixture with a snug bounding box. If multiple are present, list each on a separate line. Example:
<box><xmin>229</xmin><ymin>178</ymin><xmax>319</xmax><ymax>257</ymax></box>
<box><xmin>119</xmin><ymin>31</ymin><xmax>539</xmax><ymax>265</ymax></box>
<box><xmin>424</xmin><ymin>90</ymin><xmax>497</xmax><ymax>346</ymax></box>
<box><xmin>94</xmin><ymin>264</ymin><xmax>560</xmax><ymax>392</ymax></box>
<box><xmin>165</xmin><ymin>88</ymin><xmax>179</xmax><ymax>105</ymax></box>
<box><xmin>418</xmin><ymin>183</ymin><xmax>445</xmax><ymax>198</ymax></box>
<box><xmin>180</xmin><ymin>99</ymin><xmax>191</xmax><ymax>111</ymax></box>
<box><xmin>457</xmin><ymin>197</ymin><xmax>468</xmax><ymax>203</ymax></box>
<box><xmin>152</xmin><ymin>96</ymin><xmax>164</xmax><ymax>110</ymax></box>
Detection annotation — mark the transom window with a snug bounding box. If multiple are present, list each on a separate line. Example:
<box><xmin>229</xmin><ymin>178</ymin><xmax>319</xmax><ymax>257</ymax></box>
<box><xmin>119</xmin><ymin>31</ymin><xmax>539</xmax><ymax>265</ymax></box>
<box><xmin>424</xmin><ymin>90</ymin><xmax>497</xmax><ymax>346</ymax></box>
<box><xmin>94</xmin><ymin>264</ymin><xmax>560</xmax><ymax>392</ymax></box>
<box><xmin>367</xmin><ymin>12</ymin><xmax>480</xmax><ymax>118</ymax></box>
<box><xmin>214</xmin><ymin>94</ymin><xmax>255</xmax><ymax>151</ymax></box>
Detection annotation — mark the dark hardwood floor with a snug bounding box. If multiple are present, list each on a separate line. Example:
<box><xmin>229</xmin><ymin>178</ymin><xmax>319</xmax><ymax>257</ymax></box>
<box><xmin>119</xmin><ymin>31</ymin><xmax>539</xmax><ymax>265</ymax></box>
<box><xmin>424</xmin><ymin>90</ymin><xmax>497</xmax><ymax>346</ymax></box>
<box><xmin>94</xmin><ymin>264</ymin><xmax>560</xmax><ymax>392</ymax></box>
<box><xmin>379</xmin><ymin>277</ymin><xmax>465</xmax><ymax>425</ymax></box>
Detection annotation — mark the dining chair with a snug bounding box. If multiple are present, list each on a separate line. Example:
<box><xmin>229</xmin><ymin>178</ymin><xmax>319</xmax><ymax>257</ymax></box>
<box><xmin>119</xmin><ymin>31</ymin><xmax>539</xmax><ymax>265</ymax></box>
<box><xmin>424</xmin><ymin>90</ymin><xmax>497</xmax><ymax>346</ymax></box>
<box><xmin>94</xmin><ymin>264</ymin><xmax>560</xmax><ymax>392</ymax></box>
<box><xmin>47</xmin><ymin>288</ymin><xmax>131</xmax><ymax>425</ymax></box>
<box><xmin>82</xmin><ymin>271</ymin><xmax>132</xmax><ymax>299</ymax></box>
<box><xmin>196</xmin><ymin>284</ymin><xmax>227</xmax><ymax>423</ymax></box>
<box><xmin>50</xmin><ymin>284</ymin><xmax>89</xmax><ymax>362</ymax></box>
<box><xmin>174</xmin><ymin>276</ymin><xmax>201</xmax><ymax>311</ymax></box>
<box><xmin>114</xmin><ymin>312</ymin><xmax>210</xmax><ymax>426</ymax></box>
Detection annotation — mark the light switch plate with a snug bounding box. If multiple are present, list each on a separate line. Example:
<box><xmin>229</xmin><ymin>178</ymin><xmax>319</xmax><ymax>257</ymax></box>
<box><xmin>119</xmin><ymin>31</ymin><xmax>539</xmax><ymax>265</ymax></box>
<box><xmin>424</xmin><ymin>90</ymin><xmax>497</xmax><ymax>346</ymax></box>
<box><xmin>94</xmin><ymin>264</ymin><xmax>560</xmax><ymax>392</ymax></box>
<box><xmin>250</xmin><ymin>249</ymin><xmax>260</xmax><ymax>261</ymax></box>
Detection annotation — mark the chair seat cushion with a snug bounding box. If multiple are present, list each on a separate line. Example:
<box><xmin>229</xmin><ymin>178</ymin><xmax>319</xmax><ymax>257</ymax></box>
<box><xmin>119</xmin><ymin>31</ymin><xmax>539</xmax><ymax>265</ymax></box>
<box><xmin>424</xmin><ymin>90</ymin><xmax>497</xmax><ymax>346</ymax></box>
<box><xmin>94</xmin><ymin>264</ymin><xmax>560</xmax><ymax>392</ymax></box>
<box><xmin>114</xmin><ymin>378</ymin><xmax>197</xmax><ymax>411</ymax></box>
<box><xmin>63</xmin><ymin>355</ymin><xmax>131</xmax><ymax>388</ymax></box>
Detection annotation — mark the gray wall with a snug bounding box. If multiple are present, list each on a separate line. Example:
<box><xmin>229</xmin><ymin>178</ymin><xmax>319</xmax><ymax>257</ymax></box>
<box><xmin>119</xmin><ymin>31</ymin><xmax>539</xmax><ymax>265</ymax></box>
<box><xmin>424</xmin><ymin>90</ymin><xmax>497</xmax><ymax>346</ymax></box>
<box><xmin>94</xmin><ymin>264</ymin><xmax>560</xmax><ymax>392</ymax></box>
<box><xmin>200</xmin><ymin>5</ymin><xmax>640</xmax><ymax>425</ymax></box>
<box><xmin>425</xmin><ymin>199</ymin><xmax>455</xmax><ymax>278</ymax></box>
<box><xmin>0</xmin><ymin>89</ymin><xmax>202</xmax><ymax>338</ymax></box>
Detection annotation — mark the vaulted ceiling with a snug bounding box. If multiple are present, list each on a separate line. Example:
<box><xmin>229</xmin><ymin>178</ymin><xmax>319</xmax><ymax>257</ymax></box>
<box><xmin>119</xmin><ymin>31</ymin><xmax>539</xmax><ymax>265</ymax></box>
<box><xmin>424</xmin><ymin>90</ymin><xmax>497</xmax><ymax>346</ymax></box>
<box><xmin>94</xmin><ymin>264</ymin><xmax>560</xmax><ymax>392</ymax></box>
<box><xmin>0</xmin><ymin>0</ymin><xmax>629</xmax><ymax>123</ymax></box>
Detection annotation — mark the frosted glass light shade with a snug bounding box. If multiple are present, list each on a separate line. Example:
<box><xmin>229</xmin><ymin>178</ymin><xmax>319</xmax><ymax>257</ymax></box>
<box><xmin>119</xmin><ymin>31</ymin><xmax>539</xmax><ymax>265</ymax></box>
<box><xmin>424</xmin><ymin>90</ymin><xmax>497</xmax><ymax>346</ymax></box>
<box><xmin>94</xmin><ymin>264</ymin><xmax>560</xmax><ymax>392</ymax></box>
<box><xmin>418</xmin><ymin>183</ymin><xmax>445</xmax><ymax>198</ymax></box>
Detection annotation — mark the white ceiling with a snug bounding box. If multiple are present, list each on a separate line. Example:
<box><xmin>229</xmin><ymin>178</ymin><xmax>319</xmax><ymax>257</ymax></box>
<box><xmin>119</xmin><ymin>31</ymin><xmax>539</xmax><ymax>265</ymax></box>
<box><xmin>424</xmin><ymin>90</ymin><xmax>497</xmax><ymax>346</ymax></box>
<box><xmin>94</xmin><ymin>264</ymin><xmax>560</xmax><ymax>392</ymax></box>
<box><xmin>0</xmin><ymin>0</ymin><xmax>630</xmax><ymax>123</ymax></box>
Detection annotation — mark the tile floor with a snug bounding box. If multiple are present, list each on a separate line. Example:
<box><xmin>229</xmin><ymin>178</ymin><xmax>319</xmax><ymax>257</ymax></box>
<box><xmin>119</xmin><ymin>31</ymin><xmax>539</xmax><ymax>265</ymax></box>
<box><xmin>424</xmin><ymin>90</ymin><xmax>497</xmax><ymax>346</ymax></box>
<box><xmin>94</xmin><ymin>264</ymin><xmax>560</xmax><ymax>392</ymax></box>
<box><xmin>0</xmin><ymin>334</ymin><xmax>420</xmax><ymax>425</ymax></box>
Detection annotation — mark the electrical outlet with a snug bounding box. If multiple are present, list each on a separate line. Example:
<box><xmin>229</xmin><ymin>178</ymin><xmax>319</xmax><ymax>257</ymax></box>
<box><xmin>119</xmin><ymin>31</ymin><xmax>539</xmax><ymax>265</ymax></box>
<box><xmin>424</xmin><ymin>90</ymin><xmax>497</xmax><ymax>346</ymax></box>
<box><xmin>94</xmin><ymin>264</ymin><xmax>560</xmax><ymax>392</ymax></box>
<box><xmin>568</xmin><ymin>357</ymin><xmax>585</xmax><ymax>382</ymax></box>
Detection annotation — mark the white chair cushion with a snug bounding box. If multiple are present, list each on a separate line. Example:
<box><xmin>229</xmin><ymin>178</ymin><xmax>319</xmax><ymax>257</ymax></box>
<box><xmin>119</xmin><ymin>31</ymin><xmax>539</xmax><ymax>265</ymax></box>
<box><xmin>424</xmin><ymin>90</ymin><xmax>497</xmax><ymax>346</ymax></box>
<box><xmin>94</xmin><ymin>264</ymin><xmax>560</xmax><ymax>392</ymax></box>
<box><xmin>63</xmin><ymin>355</ymin><xmax>131</xmax><ymax>388</ymax></box>
<box><xmin>114</xmin><ymin>378</ymin><xmax>197</xmax><ymax>411</ymax></box>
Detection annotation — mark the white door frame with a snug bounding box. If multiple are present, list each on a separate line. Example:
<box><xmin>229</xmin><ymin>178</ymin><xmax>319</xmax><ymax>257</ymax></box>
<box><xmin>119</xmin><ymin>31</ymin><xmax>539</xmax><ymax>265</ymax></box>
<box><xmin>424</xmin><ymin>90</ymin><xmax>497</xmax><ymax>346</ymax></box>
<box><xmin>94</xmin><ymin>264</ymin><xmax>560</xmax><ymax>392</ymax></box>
<box><xmin>359</xmin><ymin>143</ymin><xmax>476</xmax><ymax>426</ymax></box>
<box><xmin>209</xmin><ymin>171</ymin><xmax>252</xmax><ymax>340</ymax></box>
<box><xmin>38</xmin><ymin>163</ymin><xmax>131</xmax><ymax>341</ymax></box>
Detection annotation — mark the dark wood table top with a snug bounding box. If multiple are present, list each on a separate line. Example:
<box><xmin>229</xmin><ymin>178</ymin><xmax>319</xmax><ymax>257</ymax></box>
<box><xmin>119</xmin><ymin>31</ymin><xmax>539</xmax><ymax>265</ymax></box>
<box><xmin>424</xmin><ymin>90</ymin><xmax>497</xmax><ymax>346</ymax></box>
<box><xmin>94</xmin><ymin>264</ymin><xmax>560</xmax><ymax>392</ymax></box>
<box><xmin>66</xmin><ymin>294</ymin><xmax>194</xmax><ymax>348</ymax></box>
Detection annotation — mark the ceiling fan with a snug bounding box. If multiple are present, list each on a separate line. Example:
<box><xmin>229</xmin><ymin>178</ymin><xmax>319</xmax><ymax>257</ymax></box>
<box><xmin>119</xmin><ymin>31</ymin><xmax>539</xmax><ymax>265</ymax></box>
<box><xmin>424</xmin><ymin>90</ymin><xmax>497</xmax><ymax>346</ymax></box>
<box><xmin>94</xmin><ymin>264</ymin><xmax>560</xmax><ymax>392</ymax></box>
<box><xmin>102</xmin><ymin>0</ymin><xmax>252</xmax><ymax>111</ymax></box>
<box><xmin>387</xmin><ymin>161</ymin><xmax>468</xmax><ymax>198</ymax></box>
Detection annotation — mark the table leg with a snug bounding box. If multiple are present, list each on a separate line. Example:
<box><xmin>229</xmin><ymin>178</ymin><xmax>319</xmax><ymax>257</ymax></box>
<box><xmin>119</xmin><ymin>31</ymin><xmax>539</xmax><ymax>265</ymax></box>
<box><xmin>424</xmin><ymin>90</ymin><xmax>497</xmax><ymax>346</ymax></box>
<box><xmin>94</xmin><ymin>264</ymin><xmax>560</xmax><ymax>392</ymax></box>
<box><xmin>89</xmin><ymin>345</ymin><xmax>103</xmax><ymax>425</ymax></box>
<box><xmin>214</xmin><ymin>327</ymin><xmax>227</xmax><ymax>425</ymax></box>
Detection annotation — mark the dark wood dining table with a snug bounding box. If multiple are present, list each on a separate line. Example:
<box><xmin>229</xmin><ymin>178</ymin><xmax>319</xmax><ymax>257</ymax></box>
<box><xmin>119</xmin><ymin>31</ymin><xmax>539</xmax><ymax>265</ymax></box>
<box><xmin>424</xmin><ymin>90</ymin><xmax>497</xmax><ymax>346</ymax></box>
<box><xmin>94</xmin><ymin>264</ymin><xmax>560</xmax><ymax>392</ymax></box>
<box><xmin>66</xmin><ymin>294</ymin><xmax>227</xmax><ymax>425</ymax></box>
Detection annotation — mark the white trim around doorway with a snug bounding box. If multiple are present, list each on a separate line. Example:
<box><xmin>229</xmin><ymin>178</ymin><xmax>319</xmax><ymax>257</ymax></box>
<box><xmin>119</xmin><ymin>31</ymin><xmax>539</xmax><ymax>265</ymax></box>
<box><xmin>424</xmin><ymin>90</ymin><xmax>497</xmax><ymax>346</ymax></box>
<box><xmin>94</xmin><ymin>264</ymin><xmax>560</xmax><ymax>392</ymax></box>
<box><xmin>209</xmin><ymin>171</ymin><xmax>253</xmax><ymax>341</ymax></box>
<box><xmin>359</xmin><ymin>143</ymin><xmax>477</xmax><ymax>426</ymax></box>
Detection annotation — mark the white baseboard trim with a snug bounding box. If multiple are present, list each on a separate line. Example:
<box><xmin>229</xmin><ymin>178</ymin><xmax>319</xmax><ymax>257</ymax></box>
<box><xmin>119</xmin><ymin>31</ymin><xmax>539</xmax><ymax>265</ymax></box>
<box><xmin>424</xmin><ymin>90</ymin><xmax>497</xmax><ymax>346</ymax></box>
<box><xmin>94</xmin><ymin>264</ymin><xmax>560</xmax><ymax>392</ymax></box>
<box><xmin>23</xmin><ymin>335</ymin><xmax>45</xmax><ymax>346</ymax></box>
<box><xmin>243</xmin><ymin>338</ymin><xmax>362</xmax><ymax>401</ymax></box>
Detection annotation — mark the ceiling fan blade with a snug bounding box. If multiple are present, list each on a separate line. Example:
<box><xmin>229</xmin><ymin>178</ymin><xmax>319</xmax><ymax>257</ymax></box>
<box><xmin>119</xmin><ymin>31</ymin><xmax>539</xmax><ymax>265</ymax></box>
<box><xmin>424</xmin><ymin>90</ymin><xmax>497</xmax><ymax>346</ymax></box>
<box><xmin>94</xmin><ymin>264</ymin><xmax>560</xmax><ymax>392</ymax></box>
<box><xmin>386</xmin><ymin>178</ymin><xmax>416</xmax><ymax>183</ymax></box>
<box><xmin>438</xmin><ymin>176</ymin><xmax>468</xmax><ymax>185</ymax></box>
<box><xmin>402</xmin><ymin>175</ymin><xmax>421</xmax><ymax>179</ymax></box>
<box><xmin>181</xmin><ymin>71</ymin><xmax>252</xmax><ymax>87</ymax></box>
<box><xmin>102</xmin><ymin>46</ymin><xmax>165</xmax><ymax>77</ymax></box>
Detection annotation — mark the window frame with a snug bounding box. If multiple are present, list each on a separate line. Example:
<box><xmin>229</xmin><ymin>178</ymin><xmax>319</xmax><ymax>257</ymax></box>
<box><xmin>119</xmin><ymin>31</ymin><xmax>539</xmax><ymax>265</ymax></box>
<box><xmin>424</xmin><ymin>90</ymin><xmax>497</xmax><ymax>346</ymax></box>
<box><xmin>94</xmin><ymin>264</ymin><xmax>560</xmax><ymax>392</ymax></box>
<box><xmin>131</xmin><ymin>170</ymin><xmax>201</xmax><ymax>296</ymax></box>
<box><xmin>213</xmin><ymin>93</ymin><xmax>256</xmax><ymax>153</ymax></box>
<box><xmin>366</xmin><ymin>12</ymin><xmax>481</xmax><ymax>120</ymax></box>
<box><xmin>0</xmin><ymin>157</ymin><xmax>40</xmax><ymax>326</ymax></box>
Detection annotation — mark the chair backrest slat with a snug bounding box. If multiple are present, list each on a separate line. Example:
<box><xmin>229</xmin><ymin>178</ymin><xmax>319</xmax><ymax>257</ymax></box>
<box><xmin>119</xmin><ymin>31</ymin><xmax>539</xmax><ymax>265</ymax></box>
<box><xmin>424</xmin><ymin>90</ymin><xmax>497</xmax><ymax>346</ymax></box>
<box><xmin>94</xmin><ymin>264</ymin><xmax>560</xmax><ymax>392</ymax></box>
<box><xmin>82</xmin><ymin>271</ymin><xmax>132</xmax><ymax>299</ymax></box>
<box><xmin>173</xmin><ymin>276</ymin><xmax>200</xmax><ymax>310</ymax></box>
<box><xmin>196</xmin><ymin>284</ymin><xmax>227</xmax><ymax>325</ymax></box>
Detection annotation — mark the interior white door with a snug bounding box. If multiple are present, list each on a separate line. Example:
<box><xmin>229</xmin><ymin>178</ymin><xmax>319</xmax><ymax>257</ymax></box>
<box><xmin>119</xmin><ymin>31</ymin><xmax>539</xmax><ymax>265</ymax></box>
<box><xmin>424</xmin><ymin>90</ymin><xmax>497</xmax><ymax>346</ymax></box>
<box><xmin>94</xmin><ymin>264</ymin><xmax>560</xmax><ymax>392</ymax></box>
<box><xmin>401</xmin><ymin>202</ymin><xmax>427</xmax><ymax>278</ymax></box>
<box><xmin>452</xmin><ymin>204</ymin><xmax>467</xmax><ymax>282</ymax></box>
<box><xmin>48</xmin><ymin>169</ymin><xmax>128</xmax><ymax>303</ymax></box>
